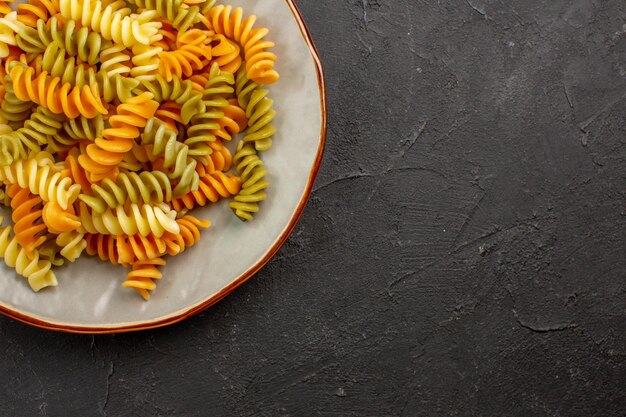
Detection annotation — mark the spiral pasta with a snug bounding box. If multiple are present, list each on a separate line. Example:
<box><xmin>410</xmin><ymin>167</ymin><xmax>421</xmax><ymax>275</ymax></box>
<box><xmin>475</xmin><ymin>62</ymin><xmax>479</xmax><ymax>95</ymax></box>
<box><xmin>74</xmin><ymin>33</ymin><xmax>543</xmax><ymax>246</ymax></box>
<box><xmin>79</xmin><ymin>92</ymin><xmax>159</xmax><ymax>181</ymax></box>
<box><xmin>0</xmin><ymin>106</ymin><xmax>65</xmax><ymax>163</ymax></box>
<box><xmin>0</xmin><ymin>222</ymin><xmax>57</xmax><ymax>291</ymax></box>
<box><xmin>229</xmin><ymin>142</ymin><xmax>269</xmax><ymax>221</ymax></box>
<box><xmin>55</xmin><ymin>229</ymin><xmax>87</xmax><ymax>262</ymax></box>
<box><xmin>123</xmin><ymin>257</ymin><xmax>165</xmax><ymax>300</ymax></box>
<box><xmin>58</xmin><ymin>0</ymin><xmax>162</xmax><ymax>47</ymax></box>
<box><xmin>140</xmin><ymin>117</ymin><xmax>198</xmax><ymax>195</ymax></box>
<box><xmin>125</xmin><ymin>0</ymin><xmax>201</xmax><ymax>33</ymax></box>
<box><xmin>158</xmin><ymin>43</ymin><xmax>211</xmax><ymax>81</ymax></box>
<box><xmin>0</xmin><ymin>153</ymin><xmax>81</xmax><ymax>209</ymax></box>
<box><xmin>207</xmin><ymin>5</ymin><xmax>279</xmax><ymax>84</ymax></box>
<box><xmin>78</xmin><ymin>170</ymin><xmax>172</xmax><ymax>213</ymax></box>
<box><xmin>7</xmin><ymin>183</ymin><xmax>48</xmax><ymax>253</ymax></box>
<box><xmin>0</xmin><ymin>0</ymin><xmax>282</xmax><ymax>300</ymax></box>
<box><xmin>77</xmin><ymin>201</ymin><xmax>180</xmax><ymax>237</ymax></box>
<box><xmin>171</xmin><ymin>170</ymin><xmax>240</xmax><ymax>211</ymax></box>
<box><xmin>0</xmin><ymin>74</ymin><xmax>35</xmax><ymax>130</ymax></box>
<box><xmin>62</xmin><ymin>114</ymin><xmax>104</xmax><ymax>141</ymax></box>
<box><xmin>137</xmin><ymin>74</ymin><xmax>205</xmax><ymax>123</ymax></box>
<box><xmin>10</xmin><ymin>63</ymin><xmax>108</xmax><ymax>118</ymax></box>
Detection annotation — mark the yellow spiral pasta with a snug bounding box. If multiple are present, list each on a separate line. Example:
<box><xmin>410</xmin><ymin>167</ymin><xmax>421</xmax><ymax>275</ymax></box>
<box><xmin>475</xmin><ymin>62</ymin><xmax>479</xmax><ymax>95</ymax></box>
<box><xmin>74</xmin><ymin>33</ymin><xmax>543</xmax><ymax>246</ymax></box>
<box><xmin>0</xmin><ymin>153</ymin><xmax>81</xmax><ymax>209</ymax></box>
<box><xmin>55</xmin><ymin>229</ymin><xmax>86</xmax><ymax>262</ymax></box>
<box><xmin>58</xmin><ymin>0</ymin><xmax>162</xmax><ymax>47</ymax></box>
<box><xmin>76</xmin><ymin>201</ymin><xmax>180</xmax><ymax>237</ymax></box>
<box><xmin>0</xmin><ymin>0</ymin><xmax>281</xmax><ymax>300</ymax></box>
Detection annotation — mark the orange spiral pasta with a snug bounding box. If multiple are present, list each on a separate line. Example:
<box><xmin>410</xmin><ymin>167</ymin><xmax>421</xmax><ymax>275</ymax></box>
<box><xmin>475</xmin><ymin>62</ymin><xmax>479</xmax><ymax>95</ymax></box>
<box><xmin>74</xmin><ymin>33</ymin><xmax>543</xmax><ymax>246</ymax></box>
<box><xmin>16</xmin><ymin>0</ymin><xmax>58</xmax><ymax>27</ymax></box>
<box><xmin>209</xmin><ymin>34</ymin><xmax>241</xmax><ymax>74</ymax></box>
<box><xmin>85</xmin><ymin>232</ymin><xmax>124</xmax><ymax>265</ymax></box>
<box><xmin>9</xmin><ymin>63</ymin><xmax>108</xmax><ymax>118</ymax></box>
<box><xmin>7</xmin><ymin>183</ymin><xmax>47</xmax><ymax>254</ymax></box>
<box><xmin>202</xmin><ymin>139</ymin><xmax>232</xmax><ymax>173</ymax></box>
<box><xmin>158</xmin><ymin>43</ymin><xmax>211</xmax><ymax>81</ymax></box>
<box><xmin>171</xmin><ymin>170</ymin><xmax>240</xmax><ymax>211</ymax></box>
<box><xmin>79</xmin><ymin>92</ymin><xmax>159</xmax><ymax>181</ymax></box>
<box><xmin>41</xmin><ymin>200</ymin><xmax>81</xmax><ymax>233</ymax></box>
<box><xmin>161</xmin><ymin>214</ymin><xmax>209</xmax><ymax>255</ymax></box>
<box><xmin>207</xmin><ymin>5</ymin><xmax>278</xmax><ymax>84</ymax></box>
<box><xmin>123</xmin><ymin>257</ymin><xmax>165</xmax><ymax>300</ymax></box>
<box><xmin>212</xmin><ymin>99</ymin><xmax>247</xmax><ymax>141</ymax></box>
<box><xmin>154</xmin><ymin>101</ymin><xmax>182</xmax><ymax>133</ymax></box>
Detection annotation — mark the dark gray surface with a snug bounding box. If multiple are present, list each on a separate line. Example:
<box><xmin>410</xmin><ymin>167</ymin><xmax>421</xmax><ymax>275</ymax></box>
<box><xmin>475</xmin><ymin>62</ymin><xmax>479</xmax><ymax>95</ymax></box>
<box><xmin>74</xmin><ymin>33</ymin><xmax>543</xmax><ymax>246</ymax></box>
<box><xmin>1</xmin><ymin>1</ymin><xmax>625</xmax><ymax>416</ymax></box>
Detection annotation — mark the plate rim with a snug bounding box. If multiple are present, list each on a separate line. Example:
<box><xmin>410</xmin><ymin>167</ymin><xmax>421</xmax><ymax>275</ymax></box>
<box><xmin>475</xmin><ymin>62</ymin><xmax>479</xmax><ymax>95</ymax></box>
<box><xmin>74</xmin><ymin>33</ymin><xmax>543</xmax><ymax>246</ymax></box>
<box><xmin>0</xmin><ymin>0</ymin><xmax>326</xmax><ymax>334</ymax></box>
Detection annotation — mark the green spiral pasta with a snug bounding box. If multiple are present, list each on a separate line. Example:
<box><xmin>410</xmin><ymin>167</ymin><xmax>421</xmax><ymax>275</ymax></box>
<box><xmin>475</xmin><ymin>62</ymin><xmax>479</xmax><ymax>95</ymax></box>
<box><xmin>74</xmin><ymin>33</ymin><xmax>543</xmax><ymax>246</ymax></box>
<box><xmin>0</xmin><ymin>75</ymin><xmax>35</xmax><ymax>130</ymax></box>
<box><xmin>136</xmin><ymin>75</ymin><xmax>205</xmax><ymax>123</ymax></box>
<box><xmin>125</xmin><ymin>0</ymin><xmax>200</xmax><ymax>33</ymax></box>
<box><xmin>229</xmin><ymin>142</ymin><xmax>269</xmax><ymax>221</ymax></box>
<box><xmin>79</xmin><ymin>170</ymin><xmax>173</xmax><ymax>213</ymax></box>
<box><xmin>140</xmin><ymin>117</ymin><xmax>199</xmax><ymax>196</ymax></box>
<box><xmin>234</xmin><ymin>66</ymin><xmax>259</xmax><ymax>109</ymax></box>
<box><xmin>241</xmin><ymin>87</ymin><xmax>275</xmax><ymax>151</ymax></box>
<box><xmin>203</xmin><ymin>62</ymin><xmax>235</xmax><ymax>97</ymax></box>
<box><xmin>0</xmin><ymin>223</ymin><xmax>58</xmax><ymax>291</ymax></box>
<box><xmin>185</xmin><ymin>64</ymin><xmax>234</xmax><ymax>158</ymax></box>
<box><xmin>0</xmin><ymin>107</ymin><xmax>65</xmax><ymax>164</ymax></box>
<box><xmin>62</xmin><ymin>114</ymin><xmax>105</xmax><ymax>141</ymax></box>
<box><xmin>16</xmin><ymin>17</ymin><xmax>108</xmax><ymax>64</ymax></box>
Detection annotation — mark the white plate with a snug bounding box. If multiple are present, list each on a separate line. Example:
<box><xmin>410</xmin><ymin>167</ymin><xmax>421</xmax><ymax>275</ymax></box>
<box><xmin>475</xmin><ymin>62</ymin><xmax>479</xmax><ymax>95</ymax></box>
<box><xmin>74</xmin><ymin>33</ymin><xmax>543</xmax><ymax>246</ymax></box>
<box><xmin>0</xmin><ymin>0</ymin><xmax>326</xmax><ymax>333</ymax></box>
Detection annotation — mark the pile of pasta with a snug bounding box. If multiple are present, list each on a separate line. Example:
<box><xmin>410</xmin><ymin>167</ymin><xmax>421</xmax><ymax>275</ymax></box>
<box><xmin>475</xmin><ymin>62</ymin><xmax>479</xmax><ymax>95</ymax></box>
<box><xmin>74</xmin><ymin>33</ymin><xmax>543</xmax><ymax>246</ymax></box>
<box><xmin>0</xmin><ymin>0</ymin><xmax>278</xmax><ymax>299</ymax></box>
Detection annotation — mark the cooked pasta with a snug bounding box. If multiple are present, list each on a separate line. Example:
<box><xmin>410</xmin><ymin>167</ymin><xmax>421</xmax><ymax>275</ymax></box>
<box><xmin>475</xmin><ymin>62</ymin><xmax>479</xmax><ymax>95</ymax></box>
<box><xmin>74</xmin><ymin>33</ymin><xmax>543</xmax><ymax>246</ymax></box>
<box><xmin>0</xmin><ymin>0</ymin><xmax>281</xmax><ymax>299</ymax></box>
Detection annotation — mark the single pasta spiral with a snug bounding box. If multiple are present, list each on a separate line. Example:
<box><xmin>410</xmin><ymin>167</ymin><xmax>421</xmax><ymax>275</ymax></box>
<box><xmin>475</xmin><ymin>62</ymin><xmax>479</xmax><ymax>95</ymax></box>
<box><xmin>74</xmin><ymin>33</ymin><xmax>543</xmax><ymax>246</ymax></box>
<box><xmin>62</xmin><ymin>114</ymin><xmax>104</xmax><ymax>141</ymax></box>
<box><xmin>7</xmin><ymin>183</ymin><xmax>47</xmax><ymax>253</ymax></box>
<box><xmin>171</xmin><ymin>169</ymin><xmax>240</xmax><ymax>211</ymax></box>
<box><xmin>54</xmin><ymin>230</ymin><xmax>87</xmax><ymax>262</ymax></box>
<box><xmin>79</xmin><ymin>92</ymin><xmax>159</xmax><ymax>182</ymax></box>
<box><xmin>9</xmin><ymin>63</ymin><xmax>108</xmax><ymax>119</ymax></box>
<box><xmin>140</xmin><ymin>117</ymin><xmax>198</xmax><ymax>195</ymax></box>
<box><xmin>0</xmin><ymin>106</ymin><xmax>65</xmax><ymax>161</ymax></box>
<box><xmin>58</xmin><ymin>0</ymin><xmax>162</xmax><ymax>47</ymax></box>
<box><xmin>0</xmin><ymin>153</ymin><xmax>81</xmax><ymax>209</ymax></box>
<box><xmin>76</xmin><ymin>201</ymin><xmax>180</xmax><ymax>237</ymax></box>
<box><xmin>78</xmin><ymin>170</ymin><xmax>173</xmax><ymax>213</ymax></box>
<box><xmin>158</xmin><ymin>43</ymin><xmax>211</xmax><ymax>81</ymax></box>
<box><xmin>137</xmin><ymin>74</ymin><xmax>206</xmax><ymax>123</ymax></box>
<box><xmin>0</xmin><ymin>222</ymin><xmax>57</xmax><ymax>291</ymax></box>
<box><xmin>125</xmin><ymin>0</ymin><xmax>202</xmax><ymax>33</ymax></box>
<box><xmin>123</xmin><ymin>257</ymin><xmax>165</xmax><ymax>300</ymax></box>
<box><xmin>0</xmin><ymin>74</ymin><xmax>35</xmax><ymax>129</ymax></box>
<box><xmin>229</xmin><ymin>142</ymin><xmax>269</xmax><ymax>221</ymax></box>
<box><xmin>161</xmin><ymin>214</ymin><xmax>209</xmax><ymax>255</ymax></box>
<box><xmin>207</xmin><ymin>5</ymin><xmax>279</xmax><ymax>84</ymax></box>
<box><xmin>16</xmin><ymin>0</ymin><xmax>58</xmax><ymax>27</ymax></box>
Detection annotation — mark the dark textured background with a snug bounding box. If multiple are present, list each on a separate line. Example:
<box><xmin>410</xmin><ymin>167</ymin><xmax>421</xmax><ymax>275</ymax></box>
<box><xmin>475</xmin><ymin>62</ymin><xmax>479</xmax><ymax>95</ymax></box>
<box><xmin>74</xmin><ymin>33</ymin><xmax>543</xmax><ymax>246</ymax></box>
<box><xmin>1</xmin><ymin>0</ymin><xmax>625</xmax><ymax>416</ymax></box>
